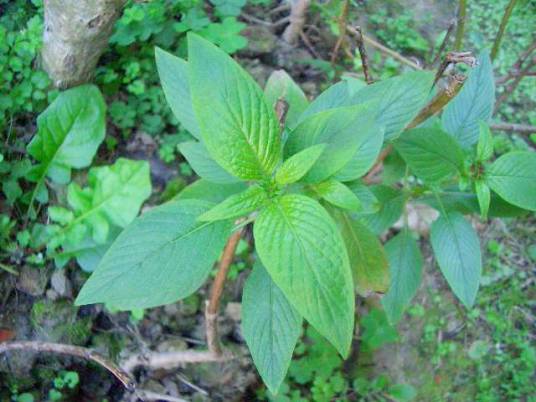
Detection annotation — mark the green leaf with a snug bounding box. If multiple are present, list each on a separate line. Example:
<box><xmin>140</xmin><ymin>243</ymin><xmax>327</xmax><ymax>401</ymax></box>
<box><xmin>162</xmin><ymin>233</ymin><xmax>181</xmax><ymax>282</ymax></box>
<box><xmin>175</xmin><ymin>179</ymin><xmax>247</xmax><ymax>204</ymax></box>
<box><xmin>264</xmin><ymin>70</ymin><xmax>308</xmax><ymax>128</ymax></box>
<box><xmin>442</xmin><ymin>51</ymin><xmax>495</xmax><ymax>147</ymax></box>
<box><xmin>350</xmin><ymin>71</ymin><xmax>434</xmax><ymax>140</ymax></box>
<box><xmin>476</xmin><ymin>121</ymin><xmax>493</xmax><ymax>161</ymax></box>
<box><xmin>313</xmin><ymin>180</ymin><xmax>362</xmax><ymax>211</ymax></box>
<box><xmin>475</xmin><ymin>181</ymin><xmax>490</xmax><ymax>220</ymax></box>
<box><xmin>54</xmin><ymin>159</ymin><xmax>151</xmax><ymax>246</ymax></box>
<box><xmin>198</xmin><ymin>185</ymin><xmax>267</xmax><ymax>221</ymax></box>
<box><xmin>253</xmin><ymin>194</ymin><xmax>354</xmax><ymax>356</ymax></box>
<box><xmin>346</xmin><ymin>181</ymin><xmax>380</xmax><ymax>214</ymax></box>
<box><xmin>430</xmin><ymin>211</ymin><xmax>481</xmax><ymax>308</ymax></box>
<box><xmin>155</xmin><ymin>48</ymin><xmax>201</xmax><ymax>138</ymax></box>
<box><xmin>486</xmin><ymin>151</ymin><xmax>536</xmax><ymax>211</ymax></box>
<box><xmin>333</xmin><ymin>125</ymin><xmax>384</xmax><ymax>182</ymax></box>
<box><xmin>381</xmin><ymin>230</ymin><xmax>423</xmax><ymax>324</ymax></box>
<box><xmin>188</xmin><ymin>33</ymin><xmax>281</xmax><ymax>180</ymax></box>
<box><xmin>27</xmin><ymin>84</ymin><xmax>105</xmax><ymax>184</ymax></box>
<box><xmin>297</xmin><ymin>80</ymin><xmax>355</xmax><ymax>124</ymax></box>
<box><xmin>179</xmin><ymin>141</ymin><xmax>240</xmax><ymax>184</ymax></box>
<box><xmin>242</xmin><ymin>261</ymin><xmax>302</xmax><ymax>394</ymax></box>
<box><xmin>330</xmin><ymin>209</ymin><xmax>389</xmax><ymax>296</ymax></box>
<box><xmin>358</xmin><ymin>185</ymin><xmax>405</xmax><ymax>234</ymax></box>
<box><xmin>76</xmin><ymin>200</ymin><xmax>232</xmax><ymax>309</ymax></box>
<box><xmin>394</xmin><ymin>128</ymin><xmax>465</xmax><ymax>184</ymax></box>
<box><xmin>285</xmin><ymin>104</ymin><xmax>375</xmax><ymax>183</ymax></box>
<box><xmin>275</xmin><ymin>144</ymin><xmax>326</xmax><ymax>185</ymax></box>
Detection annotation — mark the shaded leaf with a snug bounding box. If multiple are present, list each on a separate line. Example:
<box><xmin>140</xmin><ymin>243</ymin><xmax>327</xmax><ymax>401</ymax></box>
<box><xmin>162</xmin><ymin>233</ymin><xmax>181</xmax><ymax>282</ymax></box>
<box><xmin>179</xmin><ymin>141</ymin><xmax>240</xmax><ymax>184</ymax></box>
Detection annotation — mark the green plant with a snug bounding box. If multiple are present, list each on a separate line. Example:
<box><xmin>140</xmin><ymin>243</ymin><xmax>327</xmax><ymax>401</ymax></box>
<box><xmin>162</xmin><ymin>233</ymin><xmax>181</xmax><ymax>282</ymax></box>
<box><xmin>72</xmin><ymin>34</ymin><xmax>536</xmax><ymax>394</ymax></box>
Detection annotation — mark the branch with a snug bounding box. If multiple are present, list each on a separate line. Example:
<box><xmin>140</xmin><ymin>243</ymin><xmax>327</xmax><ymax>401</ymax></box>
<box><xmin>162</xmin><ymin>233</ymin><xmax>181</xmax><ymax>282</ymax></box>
<box><xmin>351</xmin><ymin>26</ymin><xmax>373</xmax><ymax>84</ymax></box>
<box><xmin>430</xmin><ymin>19</ymin><xmax>456</xmax><ymax>67</ymax></box>
<box><xmin>330</xmin><ymin>0</ymin><xmax>350</xmax><ymax>67</ymax></box>
<box><xmin>205</xmin><ymin>229</ymin><xmax>243</xmax><ymax>356</ymax></box>
<box><xmin>347</xmin><ymin>26</ymin><xmax>422</xmax><ymax>70</ymax></box>
<box><xmin>0</xmin><ymin>341</ymin><xmax>135</xmax><ymax>390</ymax></box>
<box><xmin>282</xmin><ymin>0</ymin><xmax>310</xmax><ymax>45</ymax></box>
<box><xmin>491</xmin><ymin>0</ymin><xmax>518</xmax><ymax>61</ymax></box>
<box><xmin>454</xmin><ymin>0</ymin><xmax>467</xmax><ymax>51</ymax></box>
<box><xmin>490</xmin><ymin>122</ymin><xmax>536</xmax><ymax>135</ymax></box>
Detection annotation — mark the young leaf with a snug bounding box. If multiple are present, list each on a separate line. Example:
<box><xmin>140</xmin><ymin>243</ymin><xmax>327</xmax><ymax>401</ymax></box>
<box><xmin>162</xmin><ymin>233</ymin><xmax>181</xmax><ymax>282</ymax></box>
<box><xmin>333</xmin><ymin>125</ymin><xmax>384</xmax><ymax>182</ymax></box>
<box><xmin>381</xmin><ymin>230</ymin><xmax>423</xmax><ymax>324</ymax></box>
<box><xmin>442</xmin><ymin>51</ymin><xmax>495</xmax><ymax>147</ymax></box>
<box><xmin>179</xmin><ymin>141</ymin><xmax>240</xmax><ymax>184</ymax></box>
<box><xmin>188</xmin><ymin>33</ymin><xmax>281</xmax><ymax>180</ymax></box>
<box><xmin>253</xmin><ymin>194</ymin><xmax>355</xmax><ymax>357</ymax></box>
<box><xmin>313</xmin><ymin>180</ymin><xmax>362</xmax><ymax>211</ymax></box>
<box><xmin>242</xmin><ymin>261</ymin><xmax>302</xmax><ymax>394</ymax></box>
<box><xmin>285</xmin><ymin>104</ymin><xmax>375</xmax><ymax>183</ymax></box>
<box><xmin>155</xmin><ymin>47</ymin><xmax>201</xmax><ymax>138</ymax></box>
<box><xmin>350</xmin><ymin>71</ymin><xmax>434</xmax><ymax>140</ymax></box>
<box><xmin>275</xmin><ymin>144</ymin><xmax>326</xmax><ymax>185</ymax></box>
<box><xmin>76</xmin><ymin>200</ymin><xmax>232</xmax><ymax>309</ymax></box>
<box><xmin>430</xmin><ymin>211</ymin><xmax>482</xmax><ymax>308</ymax></box>
<box><xmin>476</xmin><ymin>121</ymin><xmax>493</xmax><ymax>161</ymax></box>
<box><xmin>330</xmin><ymin>208</ymin><xmax>389</xmax><ymax>296</ymax></box>
<box><xmin>198</xmin><ymin>185</ymin><xmax>267</xmax><ymax>222</ymax></box>
<box><xmin>486</xmin><ymin>151</ymin><xmax>536</xmax><ymax>211</ymax></box>
<box><xmin>264</xmin><ymin>70</ymin><xmax>308</xmax><ymax>128</ymax></box>
<box><xmin>475</xmin><ymin>181</ymin><xmax>490</xmax><ymax>220</ymax></box>
<box><xmin>394</xmin><ymin>128</ymin><xmax>465</xmax><ymax>184</ymax></box>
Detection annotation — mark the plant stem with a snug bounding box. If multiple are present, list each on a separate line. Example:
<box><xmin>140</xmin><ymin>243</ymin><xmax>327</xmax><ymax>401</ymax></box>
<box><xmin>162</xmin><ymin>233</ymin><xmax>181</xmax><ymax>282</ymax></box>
<box><xmin>491</xmin><ymin>0</ymin><xmax>518</xmax><ymax>61</ymax></box>
<box><xmin>454</xmin><ymin>0</ymin><xmax>467</xmax><ymax>51</ymax></box>
<box><xmin>330</xmin><ymin>0</ymin><xmax>350</xmax><ymax>67</ymax></box>
<box><xmin>0</xmin><ymin>341</ymin><xmax>135</xmax><ymax>390</ymax></box>
<box><xmin>205</xmin><ymin>229</ymin><xmax>243</xmax><ymax>356</ymax></box>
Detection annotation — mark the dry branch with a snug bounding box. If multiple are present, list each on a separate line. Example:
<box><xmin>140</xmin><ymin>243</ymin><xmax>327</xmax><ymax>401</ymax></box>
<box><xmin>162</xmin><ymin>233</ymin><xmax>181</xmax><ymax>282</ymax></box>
<box><xmin>282</xmin><ymin>0</ymin><xmax>310</xmax><ymax>45</ymax></box>
<box><xmin>351</xmin><ymin>26</ymin><xmax>373</xmax><ymax>84</ymax></box>
<box><xmin>490</xmin><ymin>122</ymin><xmax>536</xmax><ymax>135</ymax></box>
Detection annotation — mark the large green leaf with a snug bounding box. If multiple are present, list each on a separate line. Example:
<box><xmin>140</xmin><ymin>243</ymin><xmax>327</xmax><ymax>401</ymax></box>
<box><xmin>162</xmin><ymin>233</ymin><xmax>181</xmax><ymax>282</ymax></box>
<box><xmin>442</xmin><ymin>52</ymin><xmax>495</xmax><ymax>147</ymax></box>
<box><xmin>179</xmin><ymin>141</ymin><xmax>240</xmax><ymax>184</ymax></box>
<box><xmin>27</xmin><ymin>85</ymin><xmax>105</xmax><ymax>210</ymax></box>
<box><xmin>381</xmin><ymin>230</ymin><xmax>423</xmax><ymax>324</ymax></box>
<box><xmin>330</xmin><ymin>208</ymin><xmax>389</xmax><ymax>296</ymax></box>
<box><xmin>430</xmin><ymin>211</ymin><xmax>481</xmax><ymax>308</ymax></box>
<box><xmin>275</xmin><ymin>144</ymin><xmax>326</xmax><ymax>185</ymax></box>
<box><xmin>175</xmin><ymin>179</ymin><xmax>247</xmax><ymax>204</ymax></box>
<box><xmin>155</xmin><ymin>47</ymin><xmax>201</xmax><ymax>138</ymax></box>
<box><xmin>264</xmin><ymin>70</ymin><xmax>308</xmax><ymax>128</ymax></box>
<box><xmin>242</xmin><ymin>261</ymin><xmax>302</xmax><ymax>394</ymax></box>
<box><xmin>314</xmin><ymin>180</ymin><xmax>362</xmax><ymax>211</ymax></box>
<box><xmin>253</xmin><ymin>194</ymin><xmax>354</xmax><ymax>356</ymax></box>
<box><xmin>188</xmin><ymin>33</ymin><xmax>281</xmax><ymax>180</ymax></box>
<box><xmin>285</xmin><ymin>104</ymin><xmax>375</xmax><ymax>183</ymax></box>
<box><xmin>350</xmin><ymin>71</ymin><xmax>434</xmax><ymax>140</ymax></box>
<box><xmin>333</xmin><ymin>125</ymin><xmax>384</xmax><ymax>182</ymax></box>
<box><xmin>486</xmin><ymin>151</ymin><xmax>536</xmax><ymax>211</ymax></box>
<box><xmin>394</xmin><ymin>128</ymin><xmax>465</xmax><ymax>184</ymax></box>
<box><xmin>51</xmin><ymin>158</ymin><xmax>152</xmax><ymax>246</ymax></box>
<box><xmin>76</xmin><ymin>200</ymin><xmax>232</xmax><ymax>309</ymax></box>
<box><xmin>198</xmin><ymin>185</ymin><xmax>267</xmax><ymax>221</ymax></box>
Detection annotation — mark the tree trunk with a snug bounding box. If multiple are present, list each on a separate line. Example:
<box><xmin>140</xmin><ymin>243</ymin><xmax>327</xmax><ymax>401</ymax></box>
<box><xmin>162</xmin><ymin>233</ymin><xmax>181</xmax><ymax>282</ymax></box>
<box><xmin>42</xmin><ymin>0</ymin><xmax>125</xmax><ymax>89</ymax></box>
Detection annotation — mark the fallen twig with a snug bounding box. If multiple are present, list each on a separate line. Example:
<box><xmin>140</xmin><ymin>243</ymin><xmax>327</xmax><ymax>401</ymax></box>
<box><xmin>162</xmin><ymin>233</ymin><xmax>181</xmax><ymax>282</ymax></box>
<box><xmin>0</xmin><ymin>341</ymin><xmax>135</xmax><ymax>390</ymax></box>
<box><xmin>490</xmin><ymin>122</ymin><xmax>536</xmax><ymax>135</ymax></box>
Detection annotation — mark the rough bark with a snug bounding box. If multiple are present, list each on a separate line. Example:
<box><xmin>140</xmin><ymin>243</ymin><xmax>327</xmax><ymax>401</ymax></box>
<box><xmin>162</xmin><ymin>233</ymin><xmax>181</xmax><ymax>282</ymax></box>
<box><xmin>42</xmin><ymin>0</ymin><xmax>125</xmax><ymax>89</ymax></box>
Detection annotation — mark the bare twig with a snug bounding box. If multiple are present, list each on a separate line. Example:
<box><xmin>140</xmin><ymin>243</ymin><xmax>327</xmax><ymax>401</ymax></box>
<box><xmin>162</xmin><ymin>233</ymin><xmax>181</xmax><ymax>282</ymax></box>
<box><xmin>496</xmin><ymin>40</ymin><xmax>536</xmax><ymax>84</ymax></box>
<box><xmin>490</xmin><ymin>122</ymin><xmax>536</xmax><ymax>135</ymax></box>
<box><xmin>491</xmin><ymin>0</ymin><xmax>518</xmax><ymax>61</ymax></box>
<box><xmin>0</xmin><ymin>341</ymin><xmax>135</xmax><ymax>390</ymax></box>
<box><xmin>430</xmin><ymin>19</ymin><xmax>456</xmax><ymax>66</ymax></box>
<box><xmin>120</xmin><ymin>349</ymin><xmax>231</xmax><ymax>373</ymax></box>
<box><xmin>282</xmin><ymin>0</ymin><xmax>310</xmax><ymax>45</ymax></box>
<box><xmin>347</xmin><ymin>26</ymin><xmax>422</xmax><ymax>70</ymax></box>
<box><xmin>352</xmin><ymin>26</ymin><xmax>373</xmax><ymax>84</ymax></box>
<box><xmin>330</xmin><ymin>0</ymin><xmax>350</xmax><ymax>67</ymax></box>
<box><xmin>205</xmin><ymin>229</ymin><xmax>243</xmax><ymax>356</ymax></box>
<box><xmin>454</xmin><ymin>0</ymin><xmax>467</xmax><ymax>51</ymax></box>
